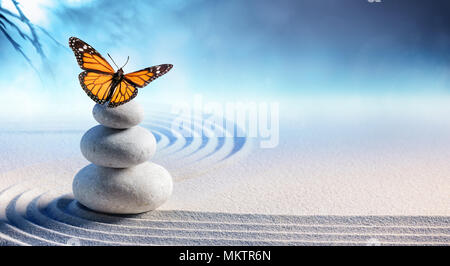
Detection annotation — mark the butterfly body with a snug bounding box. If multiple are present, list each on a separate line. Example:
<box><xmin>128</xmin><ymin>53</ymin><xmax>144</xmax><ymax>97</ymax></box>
<box><xmin>69</xmin><ymin>37</ymin><xmax>173</xmax><ymax>108</ymax></box>
<box><xmin>105</xmin><ymin>68</ymin><xmax>124</xmax><ymax>103</ymax></box>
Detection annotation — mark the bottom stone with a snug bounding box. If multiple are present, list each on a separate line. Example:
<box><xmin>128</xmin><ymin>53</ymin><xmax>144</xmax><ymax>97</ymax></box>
<box><xmin>73</xmin><ymin>162</ymin><xmax>173</xmax><ymax>214</ymax></box>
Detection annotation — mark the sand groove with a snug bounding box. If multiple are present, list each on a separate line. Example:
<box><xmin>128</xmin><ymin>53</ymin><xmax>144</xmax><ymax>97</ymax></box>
<box><xmin>0</xmin><ymin>189</ymin><xmax>448</xmax><ymax>246</ymax></box>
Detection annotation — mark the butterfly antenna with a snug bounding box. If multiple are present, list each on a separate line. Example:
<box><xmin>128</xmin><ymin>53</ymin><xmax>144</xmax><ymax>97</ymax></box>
<box><xmin>121</xmin><ymin>56</ymin><xmax>130</xmax><ymax>68</ymax></box>
<box><xmin>107</xmin><ymin>53</ymin><xmax>119</xmax><ymax>69</ymax></box>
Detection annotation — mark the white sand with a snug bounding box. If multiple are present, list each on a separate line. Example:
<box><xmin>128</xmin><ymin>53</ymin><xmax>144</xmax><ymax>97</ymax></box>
<box><xmin>0</xmin><ymin>100</ymin><xmax>449</xmax><ymax>245</ymax></box>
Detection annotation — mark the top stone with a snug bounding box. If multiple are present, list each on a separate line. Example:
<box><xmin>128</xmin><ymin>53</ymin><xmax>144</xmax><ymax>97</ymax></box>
<box><xmin>93</xmin><ymin>101</ymin><xmax>144</xmax><ymax>129</ymax></box>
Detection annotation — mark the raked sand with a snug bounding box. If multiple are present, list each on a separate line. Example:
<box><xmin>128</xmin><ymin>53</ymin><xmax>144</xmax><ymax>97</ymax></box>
<box><xmin>0</xmin><ymin>101</ymin><xmax>449</xmax><ymax>245</ymax></box>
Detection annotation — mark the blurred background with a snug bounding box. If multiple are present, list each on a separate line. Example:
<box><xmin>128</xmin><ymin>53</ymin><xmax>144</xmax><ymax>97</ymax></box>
<box><xmin>0</xmin><ymin>0</ymin><xmax>449</xmax><ymax>121</ymax></box>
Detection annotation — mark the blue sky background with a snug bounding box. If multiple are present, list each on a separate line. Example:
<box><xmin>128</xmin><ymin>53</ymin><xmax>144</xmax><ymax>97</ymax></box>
<box><xmin>0</xmin><ymin>0</ymin><xmax>449</xmax><ymax>118</ymax></box>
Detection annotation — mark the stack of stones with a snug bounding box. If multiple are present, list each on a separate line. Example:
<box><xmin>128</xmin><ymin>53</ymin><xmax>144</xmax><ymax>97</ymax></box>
<box><xmin>73</xmin><ymin>101</ymin><xmax>173</xmax><ymax>214</ymax></box>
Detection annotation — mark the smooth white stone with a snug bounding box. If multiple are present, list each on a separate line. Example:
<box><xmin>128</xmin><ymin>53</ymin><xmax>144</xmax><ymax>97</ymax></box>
<box><xmin>73</xmin><ymin>162</ymin><xmax>173</xmax><ymax>214</ymax></box>
<box><xmin>80</xmin><ymin>125</ymin><xmax>156</xmax><ymax>168</ymax></box>
<box><xmin>92</xmin><ymin>101</ymin><xmax>144</xmax><ymax>129</ymax></box>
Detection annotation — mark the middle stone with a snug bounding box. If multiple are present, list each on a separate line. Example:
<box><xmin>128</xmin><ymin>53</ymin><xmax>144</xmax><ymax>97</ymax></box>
<box><xmin>80</xmin><ymin>125</ymin><xmax>156</xmax><ymax>168</ymax></box>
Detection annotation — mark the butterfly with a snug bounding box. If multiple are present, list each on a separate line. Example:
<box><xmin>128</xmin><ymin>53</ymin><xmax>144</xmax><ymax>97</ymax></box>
<box><xmin>69</xmin><ymin>37</ymin><xmax>173</xmax><ymax>108</ymax></box>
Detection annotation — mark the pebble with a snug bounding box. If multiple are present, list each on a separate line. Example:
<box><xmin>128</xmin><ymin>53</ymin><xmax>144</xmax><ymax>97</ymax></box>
<box><xmin>80</xmin><ymin>125</ymin><xmax>156</xmax><ymax>168</ymax></box>
<box><xmin>73</xmin><ymin>162</ymin><xmax>173</xmax><ymax>214</ymax></box>
<box><xmin>92</xmin><ymin>101</ymin><xmax>144</xmax><ymax>129</ymax></box>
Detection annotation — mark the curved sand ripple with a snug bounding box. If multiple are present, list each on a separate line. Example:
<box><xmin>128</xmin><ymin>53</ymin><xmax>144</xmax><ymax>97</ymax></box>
<box><xmin>0</xmin><ymin>188</ymin><xmax>448</xmax><ymax>246</ymax></box>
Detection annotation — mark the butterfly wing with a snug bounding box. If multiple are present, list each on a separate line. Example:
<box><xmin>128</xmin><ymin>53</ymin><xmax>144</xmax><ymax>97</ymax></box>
<box><xmin>79</xmin><ymin>71</ymin><xmax>114</xmax><ymax>104</ymax></box>
<box><xmin>69</xmin><ymin>37</ymin><xmax>115</xmax><ymax>74</ymax></box>
<box><xmin>123</xmin><ymin>64</ymin><xmax>173</xmax><ymax>88</ymax></box>
<box><xmin>108</xmin><ymin>79</ymin><xmax>138</xmax><ymax>107</ymax></box>
<box><xmin>112</xmin><ymin>64</ymin><xmax>173</xmax><ymax>107</ymax></box>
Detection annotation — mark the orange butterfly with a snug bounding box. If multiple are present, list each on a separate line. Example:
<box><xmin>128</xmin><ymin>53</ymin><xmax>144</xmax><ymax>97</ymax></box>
<box><xmin>69</xmin><ymin>37</ymin><xmax>173</xmax><ymax>107</ymax></box>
